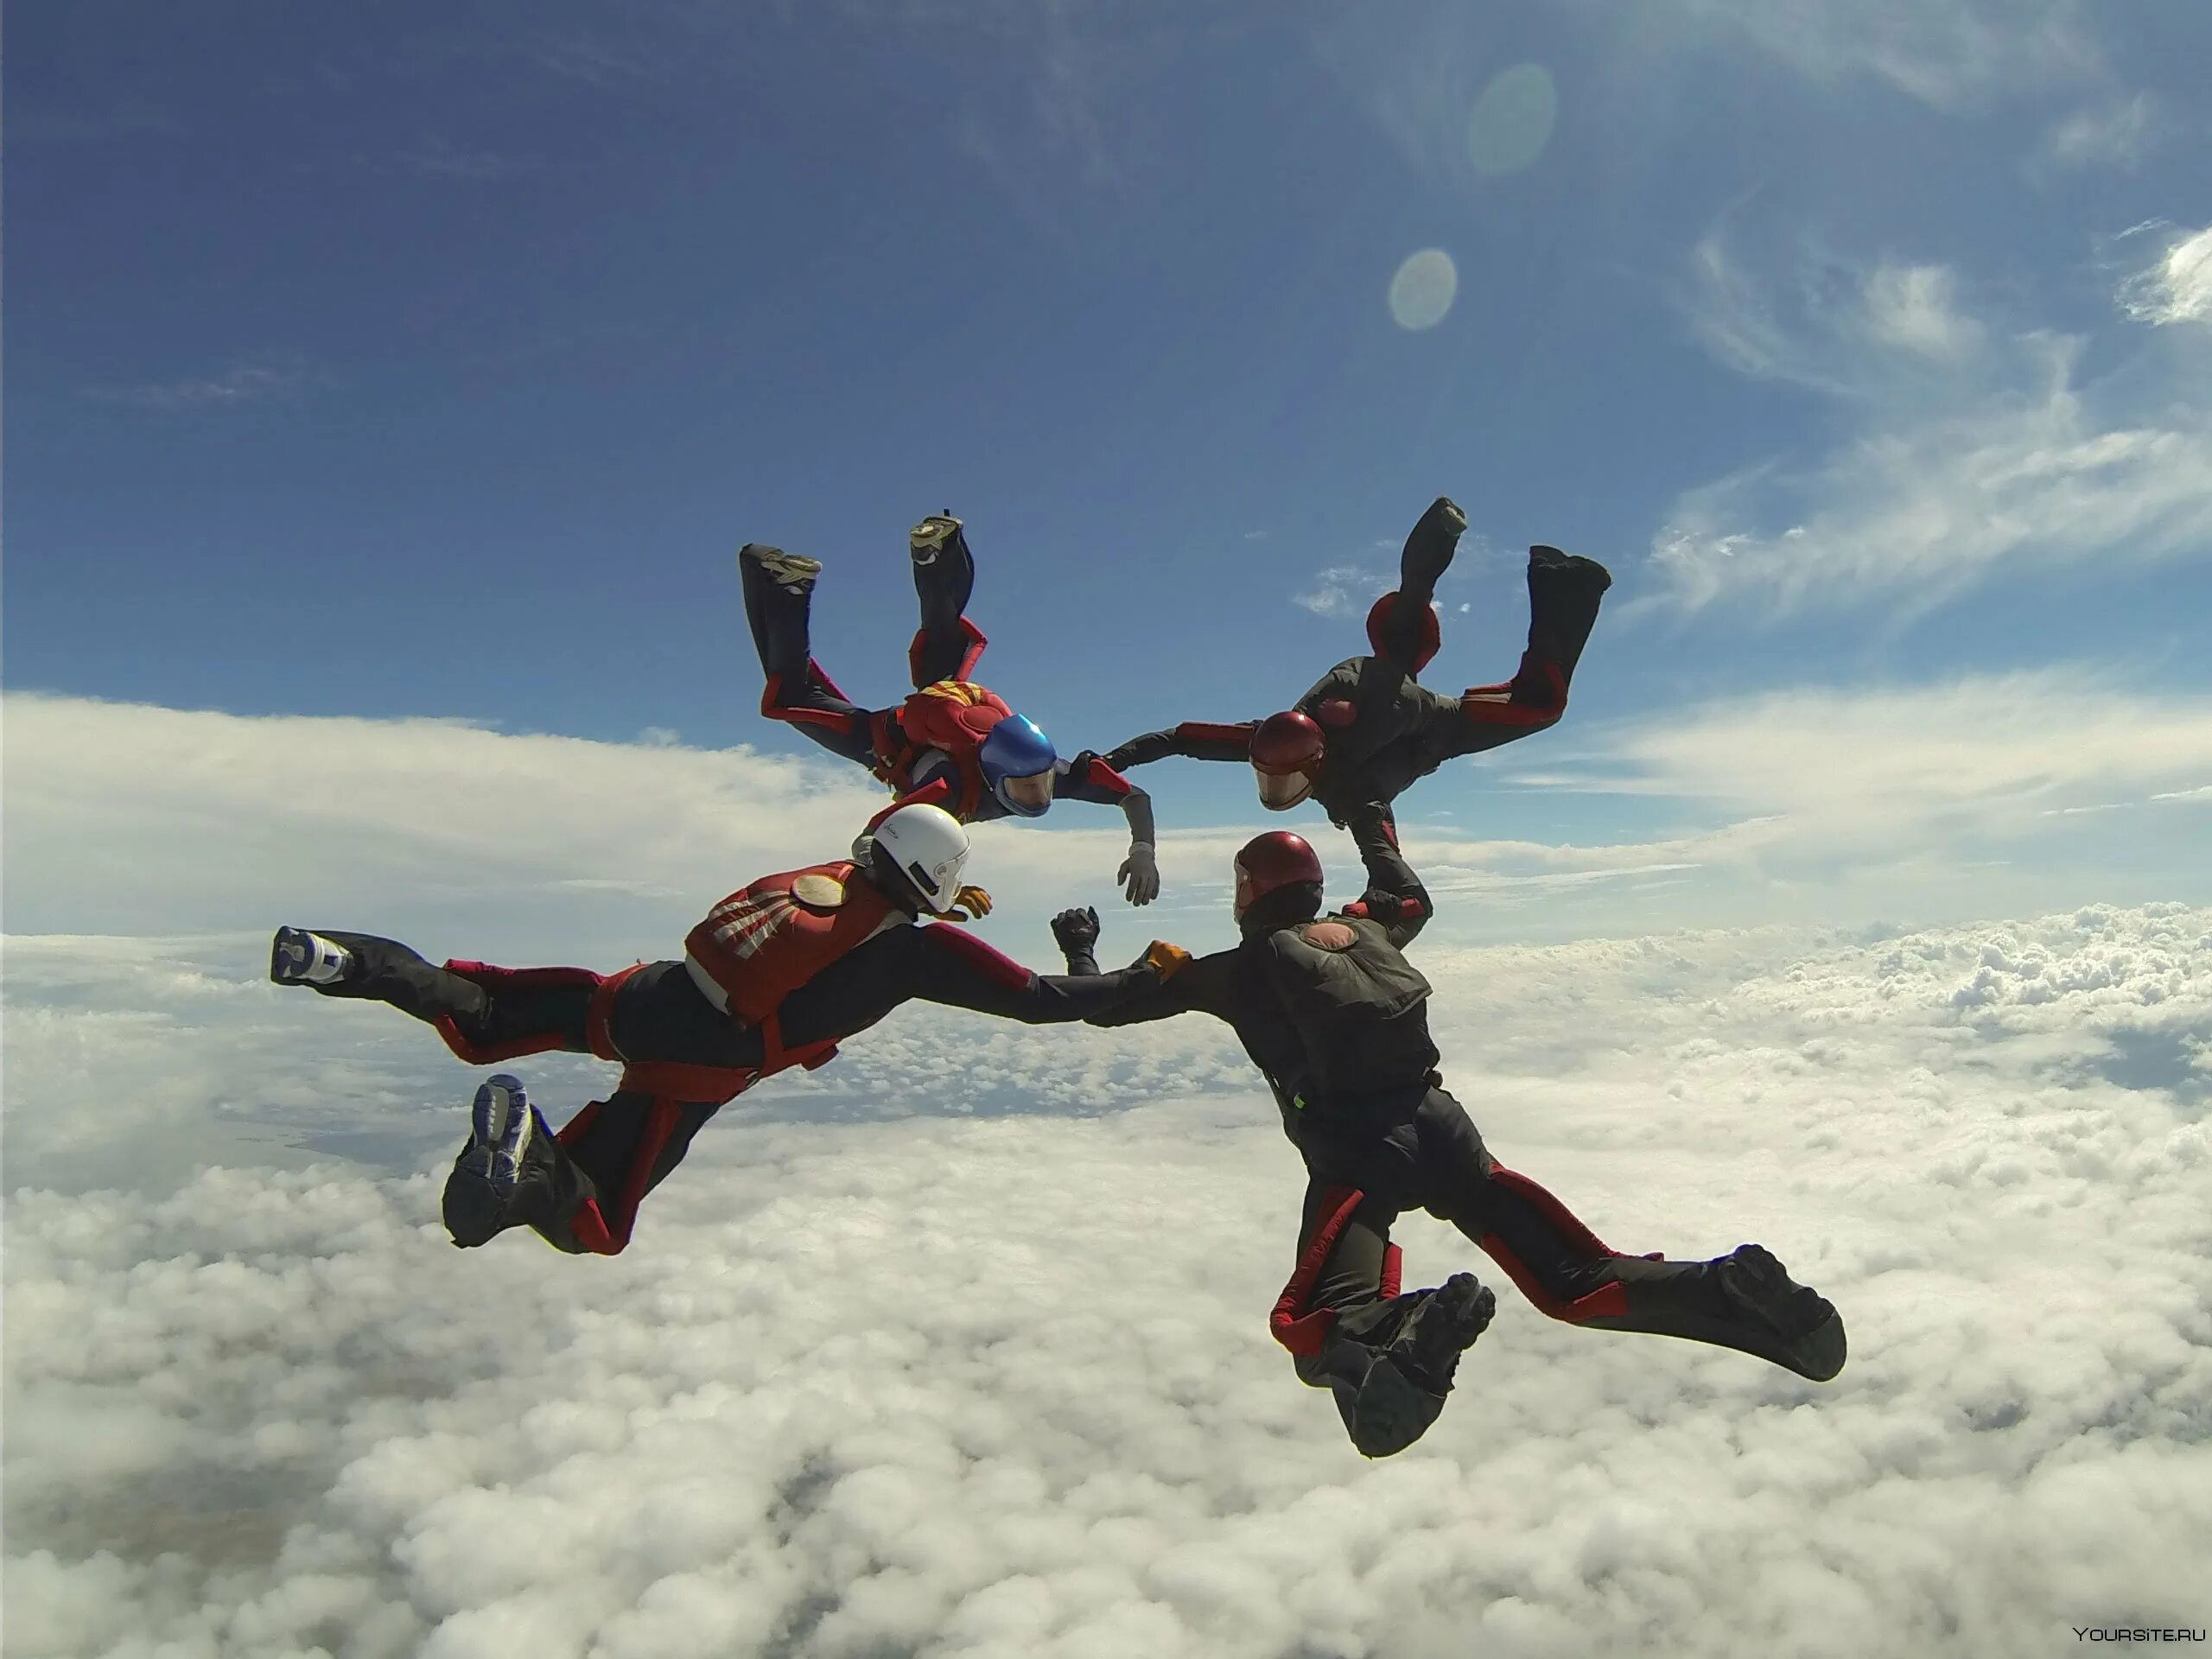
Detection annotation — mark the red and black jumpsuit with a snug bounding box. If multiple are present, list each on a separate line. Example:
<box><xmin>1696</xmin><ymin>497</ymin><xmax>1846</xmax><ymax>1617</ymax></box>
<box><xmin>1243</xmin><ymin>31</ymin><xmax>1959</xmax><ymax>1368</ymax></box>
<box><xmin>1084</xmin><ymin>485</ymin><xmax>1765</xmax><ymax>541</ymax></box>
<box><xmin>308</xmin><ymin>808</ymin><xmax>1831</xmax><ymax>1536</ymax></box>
<box><xmin>301</xmin><ymin>868</ymin><xmax>1165</xmax><ymax>1255</ymax></box>
<box><xmin>1058</xmin><ymin>841</ymin><xmax>1842</xmax><ymax>1456</ymax></box>
<box><xmin>1104</xmin><ymin>500</ymin><xmax>1611</xmax><ymax>861</ymax></box>
<box><xmin>740</xmin><ymin>521</ymin><xmax>1149</xmax><ymax>834</ymax></box>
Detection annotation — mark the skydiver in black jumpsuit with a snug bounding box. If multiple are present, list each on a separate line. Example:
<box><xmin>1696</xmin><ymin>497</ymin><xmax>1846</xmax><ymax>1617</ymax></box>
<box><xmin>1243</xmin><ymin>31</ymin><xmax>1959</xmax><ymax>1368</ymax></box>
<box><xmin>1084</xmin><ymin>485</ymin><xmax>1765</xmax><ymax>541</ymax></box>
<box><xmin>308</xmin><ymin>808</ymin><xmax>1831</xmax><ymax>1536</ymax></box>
<box><xmin>1050</xmin><ymin>831</ymin><xmax>1847</xmax><ymax>1459</ymax></box>
<box><xmin>1103</xmin><ymin>497</ymin><xmax>1613</xmax><ymax>867</ymax></box>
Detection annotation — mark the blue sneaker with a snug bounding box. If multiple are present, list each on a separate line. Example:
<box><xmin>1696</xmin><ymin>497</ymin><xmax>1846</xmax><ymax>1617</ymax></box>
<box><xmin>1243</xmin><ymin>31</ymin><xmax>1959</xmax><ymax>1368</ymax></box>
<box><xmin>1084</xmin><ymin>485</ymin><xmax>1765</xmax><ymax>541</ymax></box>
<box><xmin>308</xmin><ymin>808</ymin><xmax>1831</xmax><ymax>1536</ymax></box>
<box><xmin>442</xmin><ymin>1075</ymin><xmax>550</xmax><ymax>1249</ymax></box>
<box><xmin>270</xmin><ymin>927</ymin><xmax>353</xmax><ymax>987</ymax></box>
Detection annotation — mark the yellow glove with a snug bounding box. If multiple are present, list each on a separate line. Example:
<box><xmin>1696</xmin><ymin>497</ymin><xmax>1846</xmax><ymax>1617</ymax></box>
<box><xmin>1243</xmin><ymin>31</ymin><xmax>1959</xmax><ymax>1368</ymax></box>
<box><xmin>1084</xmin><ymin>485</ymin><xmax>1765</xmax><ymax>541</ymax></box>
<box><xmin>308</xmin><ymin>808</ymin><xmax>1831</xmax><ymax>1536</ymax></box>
<box><xmin>1141</xmin><ymin>940</ymin><xmax>1192</xmax><ymax>981</ymax></box>
<box><xmin>933</xmin><ymin>884</ymin><xmax>994</xmax><ymax>922</ymax></box>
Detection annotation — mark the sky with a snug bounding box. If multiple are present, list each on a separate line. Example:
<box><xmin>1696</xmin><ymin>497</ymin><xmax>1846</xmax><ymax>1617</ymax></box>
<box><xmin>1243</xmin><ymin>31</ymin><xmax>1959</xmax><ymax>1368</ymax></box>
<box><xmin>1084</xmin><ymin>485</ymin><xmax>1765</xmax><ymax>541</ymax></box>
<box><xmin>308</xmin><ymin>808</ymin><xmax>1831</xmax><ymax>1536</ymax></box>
<box><xmin>7</xmin><ymin>0</ymin><xmax>2212</xmax><ymax>923</ymax></box>
<box><xmin>7</xmin><ymin>2</ymin><xmax>2212</xmax><ymax>1655</ymax></box>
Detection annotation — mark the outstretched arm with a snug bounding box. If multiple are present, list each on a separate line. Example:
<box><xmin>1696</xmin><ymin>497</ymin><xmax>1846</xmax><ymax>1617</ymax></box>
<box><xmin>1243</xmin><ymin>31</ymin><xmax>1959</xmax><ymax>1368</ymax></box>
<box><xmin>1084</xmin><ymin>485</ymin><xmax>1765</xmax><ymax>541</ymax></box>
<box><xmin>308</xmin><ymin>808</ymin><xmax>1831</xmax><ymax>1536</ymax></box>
<box><xmin>1103</xmin><ymin>721</ymin><xmax>1256</xmax><ymax>772</ymax></box>
<box><xmin>1052</xmin><ymin>907</ymin><xmax>1233</xmax><ymax>1027</ymax></box>
<box><xmin>1040</xmin><ymin>754</ymin><xmax>1161</xmax><ymax>905</ymax></box>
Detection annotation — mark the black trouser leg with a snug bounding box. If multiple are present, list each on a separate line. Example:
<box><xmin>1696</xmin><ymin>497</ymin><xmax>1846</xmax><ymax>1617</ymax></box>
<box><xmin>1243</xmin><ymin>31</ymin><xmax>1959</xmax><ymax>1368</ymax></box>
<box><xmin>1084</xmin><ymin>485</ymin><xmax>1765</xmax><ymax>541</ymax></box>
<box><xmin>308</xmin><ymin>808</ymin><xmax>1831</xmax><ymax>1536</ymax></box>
<box><xmin>909</xmin><ymin>520</ymin><xmax>978</xmax><ymax>686</ymax></box>
<box><xmin>1421</xmin><ymin>1091</ymin><xmax>1843</xmax><ymax>1377</ymax></box>
<box><xmin>1371</xmin><ymin>497</ymin><xmax>1466</xmax><ymax>671</ymax></box>
<box><xmin>1522</xmin><ymin>546</ymin><xmax>1611</xmax><ymax>686</ymax></box>
<box><xmin>742</xmin><ymin>545</ymin><xmax>885</xmax><ymax>767</ymax></box>
<box><xmin>528</xmin><ymin>961</ymin><xmax>758</xmax><ymax>1251</ymax></box>
<box><xmin>1283</xmin><ymin>1113</ymin><xmax>1476</xmax><ymax>1455</ymax></box>
<box><xmin>306</xmin><ymin>933</ymin><xmax>594</xmax><ymax>1052</ymax></box>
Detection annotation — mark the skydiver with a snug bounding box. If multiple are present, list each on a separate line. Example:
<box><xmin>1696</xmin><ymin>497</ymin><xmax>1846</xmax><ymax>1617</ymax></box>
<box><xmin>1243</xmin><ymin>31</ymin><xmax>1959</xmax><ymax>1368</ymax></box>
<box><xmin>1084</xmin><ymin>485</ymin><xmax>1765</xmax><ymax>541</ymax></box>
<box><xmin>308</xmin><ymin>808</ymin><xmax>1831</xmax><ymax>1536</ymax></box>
<box><xmin>1049</xmin><ymin>833</ymin><xmax>1846</xmax><ymax>1459</ymax></box>
<box><xmin>1102</xmin><ymin>496</ymin><xmax>1612</xmax><ymax>867</ymax></box>
<box><xmin>741</xmin><ymin>512</ymin><xmax>1161</xmax><ymax>906</ymax></box>
<box><xmin>268</xmin><ymin>804</ymin><xmax>1188</xmax><ymax>1255</ymax></box>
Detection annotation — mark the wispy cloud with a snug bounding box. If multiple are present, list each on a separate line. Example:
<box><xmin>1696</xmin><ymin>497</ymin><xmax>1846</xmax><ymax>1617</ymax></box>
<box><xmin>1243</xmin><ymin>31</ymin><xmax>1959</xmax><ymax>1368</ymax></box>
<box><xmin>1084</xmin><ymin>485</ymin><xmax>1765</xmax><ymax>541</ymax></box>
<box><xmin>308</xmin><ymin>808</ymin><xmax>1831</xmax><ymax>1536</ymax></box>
<box><xmin>2031</xmin><ymin>92</ymin><xmax>2162</xmax><ymax>175</ymax></box>
<box><xmin>392</xmin><ymin>135</ymin><xmax>527</xmax><ymax>182</ymax></box>
<box><xmin>8</xmin><ymin>100</ymin><xmax>181</xmax><ymax>143</ymax></box>
<box><xmin>82</xmin><ymin>361</ymin><xmax>307</xmax><ymax>411</ymax></box>
<box><xmin>2117</xmin><ymin>221</ymin><xmax>2212</xmax><ymax>329</ymax></box>
<box><xmin>1292</xmin><ymin>563</ymin><xmax>1389</xmax><ymax>620</ymax></box>
<box><xmin>1651</xmin><ymin>0</ymin><xmax>2103</xmax><ymax>111</ymax></box>
<box><xmin>1654</xmin><ymin>233</ymin><xmax>2212</xmax><ymax>614</ymax></box>
<box><xmin>1569</xmin><ymin>669</ymin><xmax>2212</xmax><ymax>835</ymax></box>
<box><xmin>523</xmin><ymin>27</ymin><xmax>663</xmax><ymax>89</ymax></box>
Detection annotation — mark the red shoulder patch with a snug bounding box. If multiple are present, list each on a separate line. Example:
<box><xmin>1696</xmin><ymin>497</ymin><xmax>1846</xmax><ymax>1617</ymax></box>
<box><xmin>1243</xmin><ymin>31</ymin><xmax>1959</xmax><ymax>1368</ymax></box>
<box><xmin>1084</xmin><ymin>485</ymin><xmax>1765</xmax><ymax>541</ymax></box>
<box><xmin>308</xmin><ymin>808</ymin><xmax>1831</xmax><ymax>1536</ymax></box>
<box><xmin>1301</xmin><ymin>921</ymin><xmax>1357</xmax><ymax>950</ymax></box>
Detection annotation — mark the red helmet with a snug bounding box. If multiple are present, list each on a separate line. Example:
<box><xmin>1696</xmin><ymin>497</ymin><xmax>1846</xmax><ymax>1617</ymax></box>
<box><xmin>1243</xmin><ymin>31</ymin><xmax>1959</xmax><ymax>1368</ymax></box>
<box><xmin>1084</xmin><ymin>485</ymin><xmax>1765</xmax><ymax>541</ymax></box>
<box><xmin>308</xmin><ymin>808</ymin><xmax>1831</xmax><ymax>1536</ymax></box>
<box><xmin>1233</xmin><ymin>830</ymin><xmax>1325</xmax><ymax>921</ymax></box>
<box><xmin>1250</xmin><ymin>711</ymin><xmax>1324</xmax><ymax>810</ymax></box>
<box><xmin>1365</xmin><ymin>590</ymin><xmax>1440</xmax><ymax>674</ymax></box>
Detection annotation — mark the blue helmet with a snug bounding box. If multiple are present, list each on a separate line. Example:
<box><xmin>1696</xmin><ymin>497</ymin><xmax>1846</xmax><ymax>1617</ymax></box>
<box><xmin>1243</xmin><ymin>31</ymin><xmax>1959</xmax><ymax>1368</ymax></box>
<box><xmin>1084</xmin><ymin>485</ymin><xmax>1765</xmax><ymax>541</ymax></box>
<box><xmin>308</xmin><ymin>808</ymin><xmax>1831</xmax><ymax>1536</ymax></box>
<box><xmin>978</xmin><ymin>714</ymin><xmax>1058</xmax><ymax>817</ymax></box>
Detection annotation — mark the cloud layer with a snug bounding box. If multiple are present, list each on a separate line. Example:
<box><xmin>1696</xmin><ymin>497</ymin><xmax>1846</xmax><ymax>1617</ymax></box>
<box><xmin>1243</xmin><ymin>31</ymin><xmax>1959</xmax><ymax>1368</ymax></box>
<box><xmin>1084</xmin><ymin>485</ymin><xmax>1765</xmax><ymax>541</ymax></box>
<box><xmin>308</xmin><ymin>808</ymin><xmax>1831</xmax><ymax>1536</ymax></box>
<box><xmin>10</xmin><ymin>898</ymin><xmax>2212</xmax><ymax>1657</ymax></box>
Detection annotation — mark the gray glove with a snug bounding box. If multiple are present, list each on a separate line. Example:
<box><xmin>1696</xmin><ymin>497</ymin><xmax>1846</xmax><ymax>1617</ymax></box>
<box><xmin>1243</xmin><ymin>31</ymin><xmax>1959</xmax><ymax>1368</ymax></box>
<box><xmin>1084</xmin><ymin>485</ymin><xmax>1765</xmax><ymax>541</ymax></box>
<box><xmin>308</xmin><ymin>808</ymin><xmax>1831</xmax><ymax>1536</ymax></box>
<box><xmin>1118</xmin><ymin>842</ymin><xmax>1160</xmax><ymax>906</ymax></box>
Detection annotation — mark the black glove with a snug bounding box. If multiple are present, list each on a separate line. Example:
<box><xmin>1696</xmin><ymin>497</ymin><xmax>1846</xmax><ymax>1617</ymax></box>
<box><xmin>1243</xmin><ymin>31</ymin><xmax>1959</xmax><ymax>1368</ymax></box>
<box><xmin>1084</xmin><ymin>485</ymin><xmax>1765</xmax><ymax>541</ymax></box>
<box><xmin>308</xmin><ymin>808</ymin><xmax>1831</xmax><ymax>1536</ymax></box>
<box><xmin>1051</xmin><ymin>906</ymin><xmax>1102</xmax><ymax>963</ymax></box>
<box><xmin>1351</xmin><ymin>887</ymin><xmax>1405</xmax><ymax>924</ymax></box>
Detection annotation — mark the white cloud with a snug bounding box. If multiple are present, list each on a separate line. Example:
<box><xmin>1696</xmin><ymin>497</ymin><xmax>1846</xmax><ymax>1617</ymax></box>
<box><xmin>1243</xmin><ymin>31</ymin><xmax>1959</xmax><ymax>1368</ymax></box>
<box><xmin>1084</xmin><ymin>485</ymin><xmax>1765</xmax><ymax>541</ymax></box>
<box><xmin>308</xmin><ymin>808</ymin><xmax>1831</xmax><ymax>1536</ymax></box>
<box><xmin>2118</xmin><ymin>222</ymin><xmax>2212</xmax><ymax>329</ymax></box>
<box><xmin>9</xmin><ymin>697</ymin><xmax>2209</xmax><ymax>1649</ymax></box>
<box><xmin>1658</xmin><ymin>238</ymin><xmax>2212</xmax><ymax>613</ymax></box>
<box><xmin>1653</xmin><ymin>0</ymin><xmax>2102</xmax><ymax>111</ymax></box>
<box><xmin>2033</xmin><ymin>92</ymin><xmax>2161</xmax><ymax>175</ymax></box>
<box><xmin>8</xmin><ymin>904</ymin><xmax>2211</xmax><ymax>1656</ymax></box>
<box><xmin>1292</xmin><ymin>560</ymin><xmax>1390</xmax><ymax>620</ymax></box>
<box><xmin>82</xmin><ymin>362</ymin><xmax>304</xmax><ymax>410</ymax></box>
<box><xmin>1858</xmin><ymin>263</ymin><xmax>1984</xmax><ymax>360</ymax></box>
<box><xmin>1586</xmin><ymin>671</ymin><xmax>2212</xmax><ymax>830</ymax></box>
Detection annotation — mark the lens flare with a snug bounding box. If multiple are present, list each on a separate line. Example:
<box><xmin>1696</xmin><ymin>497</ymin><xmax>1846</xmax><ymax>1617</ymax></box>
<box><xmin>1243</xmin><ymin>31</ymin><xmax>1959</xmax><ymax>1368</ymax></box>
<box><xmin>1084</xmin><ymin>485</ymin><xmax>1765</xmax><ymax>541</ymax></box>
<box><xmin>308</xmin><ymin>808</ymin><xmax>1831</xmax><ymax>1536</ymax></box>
<box><xmin>1468</xmin><ymin>63</ymin><xmax>1557</xmax><ymax>175</ymax></box>
<box><xmin>1388</xmin><ymin>249</ymin><xmax>1459</xmax><ymax>332</ymax></box>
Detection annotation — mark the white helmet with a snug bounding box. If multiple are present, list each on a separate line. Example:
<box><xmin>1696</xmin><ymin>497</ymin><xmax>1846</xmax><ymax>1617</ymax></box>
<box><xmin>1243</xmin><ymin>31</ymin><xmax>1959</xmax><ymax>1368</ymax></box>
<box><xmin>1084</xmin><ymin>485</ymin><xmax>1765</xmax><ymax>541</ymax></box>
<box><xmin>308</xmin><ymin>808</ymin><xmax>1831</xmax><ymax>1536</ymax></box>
<box><xmin>868</xmin><ymin>804</ymin><xmax>971</xmax><ymax>913</ymax></box>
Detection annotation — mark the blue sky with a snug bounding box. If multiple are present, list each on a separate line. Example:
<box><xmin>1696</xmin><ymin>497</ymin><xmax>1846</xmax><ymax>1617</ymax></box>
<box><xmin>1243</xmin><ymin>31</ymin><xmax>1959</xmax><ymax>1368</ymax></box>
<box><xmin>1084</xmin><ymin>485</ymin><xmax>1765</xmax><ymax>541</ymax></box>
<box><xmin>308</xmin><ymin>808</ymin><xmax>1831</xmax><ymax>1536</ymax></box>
<box><xmin>7</xmin><ymin>0</ymin><xmax>2211</xmax><ymax>922</ymax></box>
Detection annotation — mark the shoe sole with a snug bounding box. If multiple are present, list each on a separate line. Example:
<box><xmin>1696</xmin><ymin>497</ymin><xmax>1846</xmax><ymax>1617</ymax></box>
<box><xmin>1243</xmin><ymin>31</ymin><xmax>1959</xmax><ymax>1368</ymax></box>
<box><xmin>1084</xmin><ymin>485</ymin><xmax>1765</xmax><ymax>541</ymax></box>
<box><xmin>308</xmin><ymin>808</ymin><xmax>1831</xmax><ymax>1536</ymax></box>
<box><xmin>1411</xmin><ymin>1274</ymin><xmax>1497</xmax><ymax>1371</ymax></box>
<box><xmin>745</xmin><ymin>550</ymin><xmax>821</xmax><ymax>589</ymax></box>
<box><xmin>270</xmin><ymin>926</ymin><xmax>313</xmax><ymax>983</ymax></box>
<box><xmin>910</xmin><ymin>518</ymin><xmax>961</xmax><ymax>562</ymax></box>
<box><xmin>470</xmin><ymin>1075</ymin><xmax>534</xmax><ymax>1194</ymax></box>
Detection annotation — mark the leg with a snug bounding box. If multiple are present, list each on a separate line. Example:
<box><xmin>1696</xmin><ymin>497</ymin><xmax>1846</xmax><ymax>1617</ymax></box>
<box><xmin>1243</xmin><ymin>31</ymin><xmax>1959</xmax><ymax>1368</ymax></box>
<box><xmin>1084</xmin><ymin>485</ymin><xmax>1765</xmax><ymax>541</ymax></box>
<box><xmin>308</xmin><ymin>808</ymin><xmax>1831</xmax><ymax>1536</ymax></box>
<box><xmin>741</xmin><ymin>543</ymin><xmax>885</xmax><ymax>768</ymax></box>
<box><xmin>1417</xmin><ymin>1090</ymin><xmax>1846</xmax><ymax>1382</ymax></box>
<box><xmin>1278</xmin><ymin>1128</ymin><xmax>1496</xmax><ymax>1458</ymax></box>
<box><xmin>525</xmin><ymin>963</ymin><xmax>760</xmax><ymax>1250</ymax></box>
<box><xmin>1365</xmin><ymin>497</ymin><xmax>1467</xmax><ymax>675</ymax></box>
<box><xmin>283</xmin><ymin>931</ymin><xmax>594</xmax><ymax>1055</ymax></box>
<box><xmin>531</xmin><ymin>1088</ymin><xmax>726</xmax><ymax>1255</ymax></box>
<box><xmin>1523</xmin><ymin>544</ymin><xmax>1611</xmax><ymax>686</ymax></box>
<box><xmin>907</xmin><ymin>514</ymin><xmax>984</xmax><ymax>687</ymax></box>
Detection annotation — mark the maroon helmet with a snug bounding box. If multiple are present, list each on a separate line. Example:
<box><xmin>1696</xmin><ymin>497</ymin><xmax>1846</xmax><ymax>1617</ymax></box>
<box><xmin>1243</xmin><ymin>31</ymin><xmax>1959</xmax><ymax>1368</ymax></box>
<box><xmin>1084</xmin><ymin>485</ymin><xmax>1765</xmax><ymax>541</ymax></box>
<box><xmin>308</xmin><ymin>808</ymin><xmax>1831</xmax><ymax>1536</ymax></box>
<box><xmin>1250</xmin><ymin>710</ymin><xmax>1325</xmax><ymax>810</ymax></box>
<box><xmin>1365</xmin><ymin>590</ymin><xmax>1440</xmax><ymax>673</ymax></box>
<box><xmin>1233</xmin><ymin>830</ymin><xmax>1325</xmax><ymax>920</ymax></box>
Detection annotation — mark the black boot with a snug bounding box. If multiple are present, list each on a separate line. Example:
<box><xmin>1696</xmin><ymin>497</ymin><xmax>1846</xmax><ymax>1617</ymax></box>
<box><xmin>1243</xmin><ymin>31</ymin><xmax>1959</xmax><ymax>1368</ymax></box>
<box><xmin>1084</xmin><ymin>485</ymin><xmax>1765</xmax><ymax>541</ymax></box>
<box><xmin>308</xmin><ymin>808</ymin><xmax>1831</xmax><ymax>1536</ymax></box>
<box><xmin>442</xmin><ymin>1076</ymin><xmax>589</xmax><ymax>1249</ymax></box>
<box><xmin>1588</xmin><ymin>1245</ymin><xmax>1847</xmax><ymax>1382</ymax></box>
<box><xmin>1523</xmin><ymin>545</ymin><xmax>1612</xmax><ymax>683</ymax></box>
<box><xmin>1327</xmin><ymin>1274</ymin><xmax>1497</xmax><ymax>1458</ymax></box>
<box><xmin>1400</xmin><ymin>496</ymin><xmax>1469</xmax><ymax>596</ymax></box>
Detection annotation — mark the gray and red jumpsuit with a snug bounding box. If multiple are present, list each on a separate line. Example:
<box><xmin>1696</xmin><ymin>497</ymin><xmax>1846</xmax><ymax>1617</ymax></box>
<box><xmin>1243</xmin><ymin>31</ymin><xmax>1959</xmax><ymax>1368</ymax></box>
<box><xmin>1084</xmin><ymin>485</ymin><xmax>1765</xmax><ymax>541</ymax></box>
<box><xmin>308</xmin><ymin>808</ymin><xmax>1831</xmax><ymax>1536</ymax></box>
<box><xmin>302</xmin><ymin>861</ymin><xmax>1164</xmax><ymax>1254</ymax></box>
<box><xmin>1105</xmin><ymin>508</ymin><xmax>1611</xmax><ymax>862</ymax></box>
<box><xmin>1060</xmin><ymin>842</ymin><xmax>1841</xmax><ymax>1456</ymax></box>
